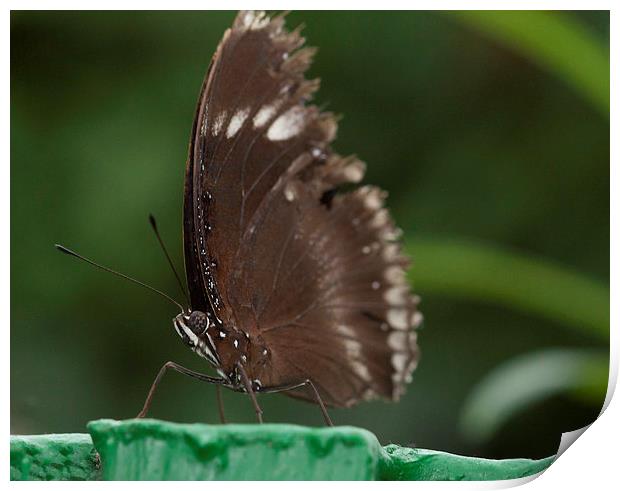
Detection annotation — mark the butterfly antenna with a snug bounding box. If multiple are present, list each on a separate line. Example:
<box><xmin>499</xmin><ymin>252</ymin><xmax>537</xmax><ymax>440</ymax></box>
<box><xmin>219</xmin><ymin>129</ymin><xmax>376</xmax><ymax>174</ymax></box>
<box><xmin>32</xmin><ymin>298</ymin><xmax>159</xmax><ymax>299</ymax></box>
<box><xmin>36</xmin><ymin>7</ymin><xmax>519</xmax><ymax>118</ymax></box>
<box><xmin>54</xmin><ymin>244</ymin><xmax>185</xmax><ymax>313</ymax></box>
<box><xmin>148</xmin><ymin>214</ymin><xmax>191</xmax><ymax>306</ymax></box>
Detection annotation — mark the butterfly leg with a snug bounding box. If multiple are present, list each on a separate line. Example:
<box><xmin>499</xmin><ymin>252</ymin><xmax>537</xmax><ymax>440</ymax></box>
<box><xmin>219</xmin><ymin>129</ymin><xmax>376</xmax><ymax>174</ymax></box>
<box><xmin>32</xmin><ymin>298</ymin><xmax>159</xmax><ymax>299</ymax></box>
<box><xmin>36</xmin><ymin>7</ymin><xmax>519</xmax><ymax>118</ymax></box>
<box><xmin>305</xmin><ymin>380</ymin><xmax>333</xmax><ymax>427</ymax></box>
<box><xmin>263</xmin><ymin>380</ymin><xmax>333</xmax><ymax>426</ymax></box>
<box><xmin>136</xmin><ymin>361</ymin><xmax>227</xmax><ymax>419</ymax></box>
<box><xmin>215</xmin><ymin>385</ymin><xmax>227</xmax><ymax>424</ymax></box>
<box><xmin>236</xmin><ymin>363</ymin><xmax>264</xmax><ymax>424</ymax></box>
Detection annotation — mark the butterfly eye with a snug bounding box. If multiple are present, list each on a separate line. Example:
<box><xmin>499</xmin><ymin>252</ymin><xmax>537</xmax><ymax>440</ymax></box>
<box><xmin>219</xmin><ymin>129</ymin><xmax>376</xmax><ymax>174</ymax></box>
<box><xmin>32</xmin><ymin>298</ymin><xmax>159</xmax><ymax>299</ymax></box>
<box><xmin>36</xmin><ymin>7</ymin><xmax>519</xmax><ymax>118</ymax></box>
<box><xmin>188</xmin><ymin>311</ymin><xmax>208</xmax><ymax>335</ymax></box>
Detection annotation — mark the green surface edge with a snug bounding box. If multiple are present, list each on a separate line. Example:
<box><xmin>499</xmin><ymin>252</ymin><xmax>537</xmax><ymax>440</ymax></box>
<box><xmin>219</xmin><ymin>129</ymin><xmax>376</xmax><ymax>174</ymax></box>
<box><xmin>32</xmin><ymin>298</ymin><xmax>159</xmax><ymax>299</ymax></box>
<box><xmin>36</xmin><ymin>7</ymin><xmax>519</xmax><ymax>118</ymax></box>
<box><xmin>10</xmin><ymin>420</ymin><xmax>554</xmax><ymax>481</ymax></box>
<box><xmin>88</xmin><ymin>419</ymin><xmax>379</xmax><ymax>480</ymax></box>
<box><xmin>379</xmin><ymin>444</ymin><xmax>553</xmax><ymax>481</ymax></box>
<box><xmin>10</xmin><ymin>433</ymin><xmax>101</xmax><ymax>481</ymax></box>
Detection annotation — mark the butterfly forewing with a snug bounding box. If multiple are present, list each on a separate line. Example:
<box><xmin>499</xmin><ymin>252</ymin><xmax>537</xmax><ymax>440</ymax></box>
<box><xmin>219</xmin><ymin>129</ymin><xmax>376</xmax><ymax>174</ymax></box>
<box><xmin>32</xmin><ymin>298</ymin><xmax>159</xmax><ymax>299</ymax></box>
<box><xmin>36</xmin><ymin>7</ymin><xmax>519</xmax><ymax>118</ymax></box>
<box><xmin>184</xmin><ymin>11</ymin><xmax>421</xmax><ymax>406</ymax></box>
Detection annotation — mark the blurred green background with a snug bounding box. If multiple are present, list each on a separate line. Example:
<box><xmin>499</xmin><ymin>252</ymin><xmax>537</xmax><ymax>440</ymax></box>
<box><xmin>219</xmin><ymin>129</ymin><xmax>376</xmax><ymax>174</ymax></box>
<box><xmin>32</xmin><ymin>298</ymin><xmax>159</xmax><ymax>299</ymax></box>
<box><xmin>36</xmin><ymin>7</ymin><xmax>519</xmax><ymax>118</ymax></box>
<box><xmin>11</xmin><ymin>11</ymin><xmax>609</xmax><ymax>460</ymax></box>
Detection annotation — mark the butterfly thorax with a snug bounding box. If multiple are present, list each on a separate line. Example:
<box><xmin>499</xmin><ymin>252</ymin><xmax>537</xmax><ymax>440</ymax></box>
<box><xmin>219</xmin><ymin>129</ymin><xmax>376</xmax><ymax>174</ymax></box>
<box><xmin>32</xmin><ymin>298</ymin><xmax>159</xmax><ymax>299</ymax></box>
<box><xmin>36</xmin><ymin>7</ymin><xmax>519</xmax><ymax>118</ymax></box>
<box><xmin>173</xmin><ymin>311</ymin><xmax>269</xmax><ymax>390</ymax></box>
<box><xmin>213</xmin><ymin>327</ymin><xmax>271</xmax><ymax>389</ymax></box>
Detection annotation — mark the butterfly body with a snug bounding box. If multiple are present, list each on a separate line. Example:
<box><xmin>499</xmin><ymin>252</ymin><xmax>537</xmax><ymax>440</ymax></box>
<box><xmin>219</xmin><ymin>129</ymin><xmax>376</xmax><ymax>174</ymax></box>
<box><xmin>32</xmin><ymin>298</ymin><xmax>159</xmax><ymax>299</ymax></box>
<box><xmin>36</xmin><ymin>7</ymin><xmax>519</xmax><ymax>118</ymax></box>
<box><xmin>166</xmin><ymin>11</ymin><xmax>422</xmax><ymax>414</ymax></box>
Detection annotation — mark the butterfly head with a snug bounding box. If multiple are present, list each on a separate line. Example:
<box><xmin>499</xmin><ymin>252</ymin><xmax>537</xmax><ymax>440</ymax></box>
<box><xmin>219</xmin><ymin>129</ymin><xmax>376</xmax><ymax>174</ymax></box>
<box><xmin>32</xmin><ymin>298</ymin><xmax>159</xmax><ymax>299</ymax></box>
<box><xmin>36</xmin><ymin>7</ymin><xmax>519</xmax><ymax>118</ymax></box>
<box><xmin>172</xmin><ymin>311</ymin><xmax>220</xmax><ymax>367</ymax></box>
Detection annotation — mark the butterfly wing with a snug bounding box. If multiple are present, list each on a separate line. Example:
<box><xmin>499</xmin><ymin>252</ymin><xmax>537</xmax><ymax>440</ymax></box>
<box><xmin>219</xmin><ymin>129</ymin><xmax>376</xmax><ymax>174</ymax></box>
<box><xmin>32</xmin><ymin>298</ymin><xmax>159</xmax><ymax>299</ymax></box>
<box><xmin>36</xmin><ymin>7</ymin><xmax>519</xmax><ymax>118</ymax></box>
<box><xmin>184</xmin><ymin>11</ymin><xmax>329</xmax><ymax>323</ymax></box>
<box><xmin>230</xmin><ymin>162</ymin><xmax>421</xmax><ymax>406</ymax></box>
<box><xmin>184</xmin><ymin>11</ymin><xmax>421</xmax><ymax>406</ymax></box>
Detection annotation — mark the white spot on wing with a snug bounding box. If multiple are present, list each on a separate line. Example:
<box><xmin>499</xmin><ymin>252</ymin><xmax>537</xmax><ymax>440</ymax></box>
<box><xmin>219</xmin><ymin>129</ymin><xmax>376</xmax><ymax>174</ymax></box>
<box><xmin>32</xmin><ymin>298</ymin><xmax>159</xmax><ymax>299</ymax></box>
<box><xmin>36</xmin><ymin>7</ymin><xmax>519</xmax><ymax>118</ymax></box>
<box><xmin>240</xmin><ymin>11</ymin><xmax>254</xmax><ymax>27</ymax></box>
<box><xmin>384</xmin><ymin>265</ymin><xmax>405</xmax><ymax>284</ymax></box>
<box><xmin>352</xmin><ymin>360</ymin><xmax>371</xmax><ymax>382</ymax></box>
<box><xmin>226</xmin><ymin>108</ymin><xmax>249</xmax><ymax>138</ymax></box>
<box><xmin>253</xmin><ymin>104</ymin><xmax>278</xmax><ymax>128</ymax></box>
<box><xmin>240</xmin><ymin>11</ymin><xmax>268</xmax><ymax>30</ymax></box>
<box><xmin>382</xmin><ymin>227</ymin><xmax>403</xmax><ymax>241</ymax></box>
<box><xmin>387</xmin><ymin>331</ymin><xmax>408</xmax><ymax>351</ymax></box>
<box><xmin>387</xmin><ymin>308</ymin><xmax>409</xmax><ymax>330</ymax></box>
<box><xmin>382</xmin><ymin>244</ymin><xmax>399</xmax><ymax>262</ymax></box>
<box><xmin>251</xmin><ymin>15</ymin><xmax>269</xmax><ymax>30</ymax></box>
<box><xmin>344</xmin><ymin>161</ymin><xmax>365</xmax><ymax>182</ymax></box>
<box><xmin>212</xmin><ymin>111</ymin><xmax>227</xmax><ymax>136</ymax></box>
<box><xmin>391</xmin><ymin>352</ymin><xmax>408</xmax><ymax>373</ymax></box>
<box><xmin>385</xmin><ymin>286</ymin><xmax>408</xmax><ymax>305</ymax></box>
<box><xmin>370</xmin><ymin>209</ymin><xmax>389</xmax><ymax>228</ymax></box>
<box><xmin>335</xmin><ymin>324</ymin><xmax>371</xmax><ymax>382</ymax></box>
<box><xmin>200</xmin><ymin>114</ymin><xmax>208</xmax><ymax>137</ymax></box>
<box><xmin>390</xmin><ymin>330</ymin><xmax>419</xmax><ymax>396</ymax></box>
<box><xmin>267</xmin><ymin>106</ymin><xmax>306</xmax><ymax>141</ymax></box>
<box><xmin>283</xmin><ymin>182</ymin><xmax>296</xmax><ymax>202</ymax></box>
<box><xmin>364</xmin><ymin>189</ymin><xmax>383</xmax><ymax>211</ymax></box>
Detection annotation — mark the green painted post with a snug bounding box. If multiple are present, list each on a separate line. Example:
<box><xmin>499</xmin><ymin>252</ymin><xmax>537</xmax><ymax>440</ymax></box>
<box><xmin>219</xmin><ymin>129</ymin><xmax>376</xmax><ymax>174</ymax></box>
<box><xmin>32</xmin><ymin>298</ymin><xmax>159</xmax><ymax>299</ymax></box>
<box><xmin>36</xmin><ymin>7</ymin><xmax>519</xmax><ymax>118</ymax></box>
<box><xmin>88</xmin><ymin>419</ymin><xmax>379</xmax><ymax>480</ymax></box>
<box><xmin>10</xmin><ymin>419</ymin><xmax>554</xmax><ymax>481</ymax></box>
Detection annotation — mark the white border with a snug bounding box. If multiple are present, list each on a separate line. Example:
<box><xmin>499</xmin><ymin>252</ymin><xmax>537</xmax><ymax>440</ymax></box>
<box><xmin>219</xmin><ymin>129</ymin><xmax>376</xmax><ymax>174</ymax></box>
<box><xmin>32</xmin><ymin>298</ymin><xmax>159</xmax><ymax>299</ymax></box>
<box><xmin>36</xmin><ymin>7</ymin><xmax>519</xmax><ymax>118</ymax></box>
<box><xmin>6</xmin><ymin>3</ymin><xmax>615</xmax><ymax>489</ymax></box>
<box><xmin>2</xmin><ymin>1</ymin><xmax>617</xmax><ymax>10</ymax></box>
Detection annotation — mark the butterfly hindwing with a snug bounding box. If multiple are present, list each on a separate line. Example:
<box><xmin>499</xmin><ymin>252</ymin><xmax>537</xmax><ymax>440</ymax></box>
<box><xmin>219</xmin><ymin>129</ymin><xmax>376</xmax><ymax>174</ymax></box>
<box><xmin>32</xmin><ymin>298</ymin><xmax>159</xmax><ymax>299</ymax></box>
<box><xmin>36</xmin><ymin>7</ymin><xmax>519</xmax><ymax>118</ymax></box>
<box><xmin>230</xmin><ymin>160</ymin><xmax>421</xmax><ymax>406</ymax></box>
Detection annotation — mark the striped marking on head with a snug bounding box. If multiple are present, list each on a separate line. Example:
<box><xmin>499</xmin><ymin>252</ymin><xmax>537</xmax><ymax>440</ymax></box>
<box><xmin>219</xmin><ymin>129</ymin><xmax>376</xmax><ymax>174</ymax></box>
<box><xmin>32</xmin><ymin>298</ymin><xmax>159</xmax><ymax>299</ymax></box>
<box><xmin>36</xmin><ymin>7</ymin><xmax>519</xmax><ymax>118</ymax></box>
<box><xmin>173</xmin><ymin>313</ymin><xmax>220</xmax><ymax>367</ymax></box>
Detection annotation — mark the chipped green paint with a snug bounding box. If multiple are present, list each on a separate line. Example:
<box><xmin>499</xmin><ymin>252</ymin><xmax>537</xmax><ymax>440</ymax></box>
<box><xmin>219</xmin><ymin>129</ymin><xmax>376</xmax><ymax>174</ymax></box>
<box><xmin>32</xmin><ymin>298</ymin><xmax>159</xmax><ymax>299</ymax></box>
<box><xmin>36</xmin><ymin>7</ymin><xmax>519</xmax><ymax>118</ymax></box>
<box><xmin>10</xmin><ymin>419</ymin><xmax>554</xmax><ymax>481</ymax></box>
<box><xmin>10</xmin><ymin>433</ymin><xmax>101</xmax><ymax>481</ymax></box>
<box><xmin>380</xmin><ymin>444</ymin><xmax>554</xmax><ymax>481</ymax></box>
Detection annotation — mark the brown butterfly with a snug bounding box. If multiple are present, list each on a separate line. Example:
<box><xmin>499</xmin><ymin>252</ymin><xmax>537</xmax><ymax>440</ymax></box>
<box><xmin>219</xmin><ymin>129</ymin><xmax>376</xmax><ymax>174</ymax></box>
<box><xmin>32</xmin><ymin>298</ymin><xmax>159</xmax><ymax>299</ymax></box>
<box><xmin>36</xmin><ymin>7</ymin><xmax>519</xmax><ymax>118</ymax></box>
<box><xmin>58</xmin><ymin>11</ymin><xmax>421</xmax><ymax>425</ymax></box>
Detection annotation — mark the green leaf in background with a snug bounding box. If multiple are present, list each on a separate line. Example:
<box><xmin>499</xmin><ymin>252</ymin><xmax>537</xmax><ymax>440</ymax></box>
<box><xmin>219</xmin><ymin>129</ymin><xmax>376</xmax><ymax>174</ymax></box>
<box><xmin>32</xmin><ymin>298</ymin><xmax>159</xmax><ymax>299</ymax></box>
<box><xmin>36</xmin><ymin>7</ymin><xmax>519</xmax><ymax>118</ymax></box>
<box><xmin>450</xmin><ymin>11</ymin><xmax>609</xmax><ymax>117</ymax></box>
<box><xmin>458</xmin><ymin>348</ymin><xmax>608</xmax><ymax>444</ymax></box>
<box><xmin>407</xmin><ymin>237</ymin><xmax>609</xmax><ymax>340</ymax></box>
